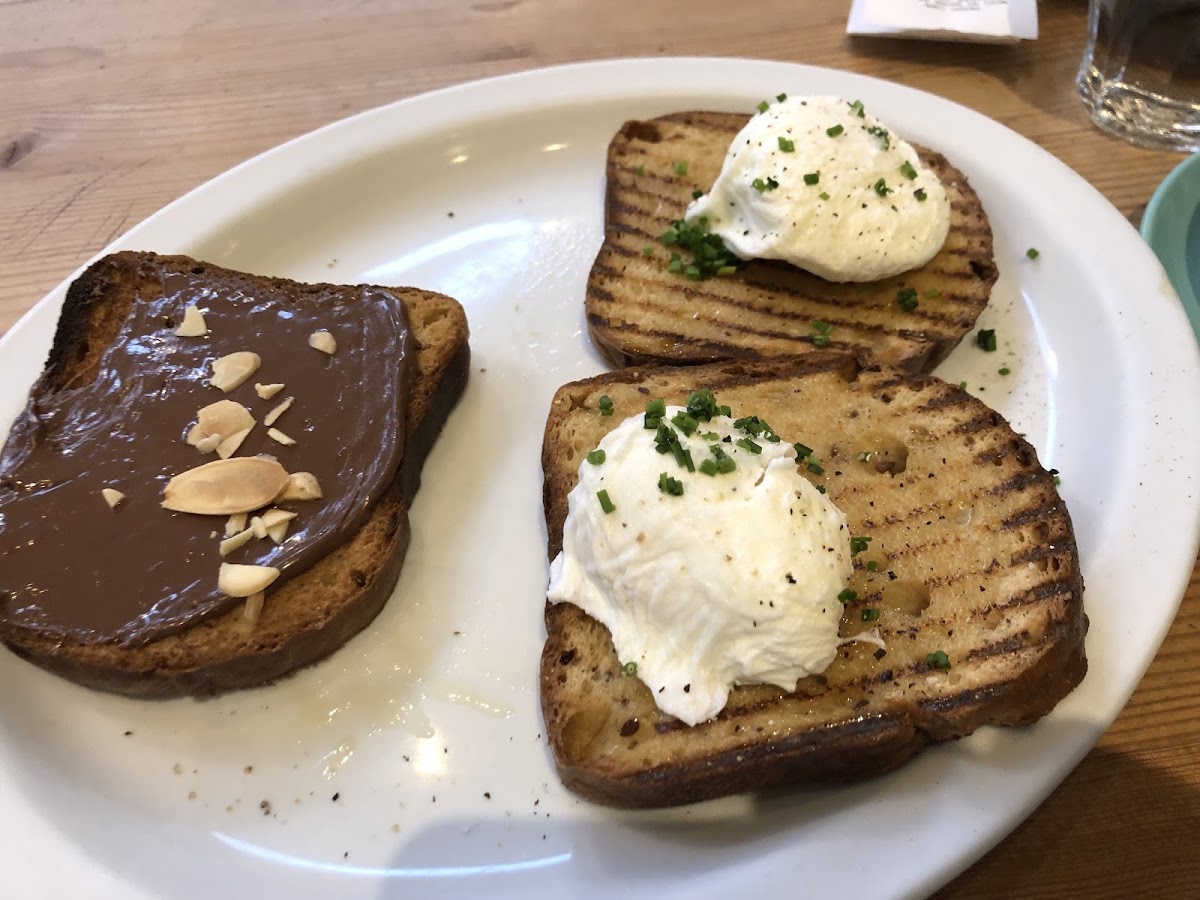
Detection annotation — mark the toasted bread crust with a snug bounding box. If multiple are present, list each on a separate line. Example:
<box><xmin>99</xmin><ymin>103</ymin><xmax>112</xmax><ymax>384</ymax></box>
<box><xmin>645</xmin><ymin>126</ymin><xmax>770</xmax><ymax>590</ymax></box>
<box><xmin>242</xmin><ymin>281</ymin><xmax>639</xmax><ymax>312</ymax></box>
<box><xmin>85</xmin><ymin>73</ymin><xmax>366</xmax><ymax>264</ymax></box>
<box><xmin>586</xmin><ymin>112</ymin><xmax>998</xmax><ymax>373</ymax></box>
<box><xmin>0</xmin><ymin>252</ymin><xmax>470</xmax><ymax>696</ymax></box>
<box><xmin>540</xmin><ymin>355</ymin><xmax>1086</xmax><ymax>807</ymax></box>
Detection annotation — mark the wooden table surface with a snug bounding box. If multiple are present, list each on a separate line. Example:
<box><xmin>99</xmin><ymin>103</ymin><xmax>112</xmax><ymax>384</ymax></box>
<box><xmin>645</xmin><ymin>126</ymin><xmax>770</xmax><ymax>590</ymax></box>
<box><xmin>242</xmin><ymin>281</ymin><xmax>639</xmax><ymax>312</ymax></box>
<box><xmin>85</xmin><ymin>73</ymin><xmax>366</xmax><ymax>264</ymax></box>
<box><xmin>2</xmin><ymin>1</ymin><xmax>1197</xmax><ymax>896</ymax></box>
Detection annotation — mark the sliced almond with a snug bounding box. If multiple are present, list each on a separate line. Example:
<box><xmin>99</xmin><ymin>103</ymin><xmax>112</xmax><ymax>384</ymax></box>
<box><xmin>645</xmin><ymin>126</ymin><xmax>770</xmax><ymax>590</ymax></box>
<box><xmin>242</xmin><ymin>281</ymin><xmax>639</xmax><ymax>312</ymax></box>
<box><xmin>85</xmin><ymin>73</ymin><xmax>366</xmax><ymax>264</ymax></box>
<box><xmin>225</xmin><ymin>512</ymin><xmax>248</xmax><ymax>537</ymax></box>
<box><xmin>216</xmin><ymin>427</ymin><xmax>253</xmax><ymax>459</ymax></box>
<box><xmin>249</xmin><ymin>515</ymin><xmax>268</xmax><ymax>539</ymax></box>
<box><xmin>218</xmin><ymin>563</ymin><xmax>280</xmax><ymax>598</ymax></box>
<box><xmin>219</xmin><ymin>527</ymin><xmax>256</xmax><ymax>556</ymax></box>
<box><xmin>308</xmin><ymin>330</ymin><xmax>337</xmax><ymax>355</ymax></box>
<box><xmin>255</xmin><ymin>382</ymin><xmax>285</xmax><ymax>400</ymax></box>
<box><xmin>162</xmin><ymin>457</ymin><xmax>290</xmax><ymax>515</ymax></box>
<box><xmin>174</xmin><ymin>305</ymin><xmax>208</xmax><ymax>338</ymax></box>
<box><xmin>267</xmin><ymin>427</ymin><xmax>296</xmax><ymax>446</ymax></box>
<box><xmin>275</xmin><ymin>471</ymin><xmax>323</xmax><ymax>501</ymax></box>
<box><xmin>101</xmin><ymin>488</ymin><xmax>126</xmax><ymax>509</ymax></box>
<box><xmin>262</xmin><ymin>396</ymin><xmax>293</xmax><ymax>427</ymax></box>
<box><xmin>209</xmin><ymin>351</ymin><xmax>261</xmax><ymax>392</ymax></box>
<box><xmin>258</xmin><ymin>508</ymin><xmax>297</xmax><ymax>528</ymax></box>
<box><xmin>187</xmin><ymin>400</ymin><xmax>256</xmax><ymax>448</ymax></box>
<box><xmin>195</xmin><ymin>434</ymin><xmax>222</xmax><ymax>454</ymax></box>
<box><xmin>266</xmin><ymin>521</ymin><xmax>289</xmax><ymax>544</ymax></box>
<box><xmin>242</xmin><ymin>591</ymin><xmax>265</xmax><ymax>625</ymax></box>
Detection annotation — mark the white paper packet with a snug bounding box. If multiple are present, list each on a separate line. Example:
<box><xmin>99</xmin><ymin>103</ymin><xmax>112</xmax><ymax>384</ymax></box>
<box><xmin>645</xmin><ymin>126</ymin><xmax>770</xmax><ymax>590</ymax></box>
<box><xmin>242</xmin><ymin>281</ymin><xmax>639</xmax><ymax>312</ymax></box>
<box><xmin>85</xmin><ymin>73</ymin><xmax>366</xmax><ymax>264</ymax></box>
<box><xmin>847</xmin><ymin>0</ymin><xmax>1038</xmax><ymax>44</ymax></box>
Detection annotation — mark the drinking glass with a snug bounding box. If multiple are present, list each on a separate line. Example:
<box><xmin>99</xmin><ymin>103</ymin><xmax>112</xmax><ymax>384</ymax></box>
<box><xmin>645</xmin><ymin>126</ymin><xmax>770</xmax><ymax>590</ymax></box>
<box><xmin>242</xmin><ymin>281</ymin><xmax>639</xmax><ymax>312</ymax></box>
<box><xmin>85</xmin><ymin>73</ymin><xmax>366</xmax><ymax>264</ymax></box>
<box><xmin>1077</xmin><ymin>0</ymin><xmax>1200</xmax><ymax>151</ymax></box>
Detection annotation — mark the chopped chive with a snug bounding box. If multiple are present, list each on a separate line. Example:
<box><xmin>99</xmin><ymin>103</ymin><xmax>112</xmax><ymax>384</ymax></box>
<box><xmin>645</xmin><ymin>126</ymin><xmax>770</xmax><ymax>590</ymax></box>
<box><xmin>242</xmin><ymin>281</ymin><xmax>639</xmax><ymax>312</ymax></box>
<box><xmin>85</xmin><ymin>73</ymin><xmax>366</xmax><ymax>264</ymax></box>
<box><xmin>692</xmin><ymin>189</ymin><xmax>703</xmax><ymax>199</ymax></box>
<box><xmin>658</xmin><ymin>472</ymin><xmax>684</xmax><ymax>496</ymax></box>
<box><xmin>668</xmin><ymin>254</ymin><xmax>683</xmax><ymax>274</ymax></box>
<box><xmin>850</xmin><ymin>535</ymin><xmax>872</xmax><ymax>556</ymax></box>
<box><xmin>642</xmin><ymin>245</ymin><xmax>654</xmax><ymax>257</ymax></box>
<box><xmin>896</xmin><ymin>287</ymin><xmax>919</xmax><ymax>311</ymax></box>
<box><xmin>659</xmin><ymin>217</ymin><xmax>740</xmax><ymax>281</ymax></box>
<box><xmin>1049</xmin><ymin>468</ymin><xmax>1061</xmax><ymax>486</ymax></box>
<box><xmin>634</xmin><ymin>165</ymin><xmax>645</xmax><ymax>177</ymax></box>
<box><xmin>975</xmin><ymin>329</ymin><xmax>998</xmax><ymax>352</ymax></box>
<box><xmin>914</xmin><ymin>188</ymin><xmax>928</xmax><ymax>201</ymax></box>
<box><xmin>586</xmin><ymin>449</ymin><xmax>606</xmax><ymax>465</ymax></box>
<box><xmin>778</xmin><ymin>136</ymin><xmax>796</xmax><ymax>152</ymax></box>
<box><xmin>598</xmin><ymin>395</ymin><xmax>614</xmax><ymax>416</ymax></box>
<box><xmin>597</xmin><ymin>489</ymin><xmax>615</xmax><ymax>514</ymax></box>
<box><xmin>752</xmin><ymin>176</ymin><xmax>780</xmax><ymax>193</ymax></box>
<box><xmin>793</xmin><ymin>442</ymin><xmax>813</xmax><ymax>458</ymax></box>
<box><xmin>715</xmin><ymin>265</ymin><xmax>738</xmax><ymax>276</ymax></box>
<box><xmin>819</xmin><ymin>191</ymin><xmax>830</xmax><ymax>200</ymax></box>
<box><xmin>674</xmin><ymin>161</ymin><xmax>688</xmax><ymax>175</ymax></box>
<box><xmin>999</xmin><ymin>366</ymin><xmax>1011</xmax><ymax>376</ymax></box>
<box><xmin>685</xmin><ymin>389</ymin><xmax>719</xmax><ymax>421</ymax></box>
<box><xmin>671</xmin><ymin>411</ymin><xmax>699</xmax><ymax>436</ymax></box>
<box><xmin>811</xmin><ymin>319</ymin><xmax>833</xmax><ymax>347</ymax></box>
<box><xmin>699</xmin><ymin>459</ymin><xmax>718</xmax><ymax>476</ymax></box>
<box><xmin>866</xmin><ymin>560</ymin><xmax>879</xmax><ymax>572</ymax></box>
<box><xmin>736</xmin><ymin>437</ymin><xmax>762</xmax><ymax>454</ymax></box>
<box><xmin>816</xmin><ymin>484</ymin><xmax>827</xmax><ymax>494</ymax></box>
<box><xmin>622</xmin><ymin>661</ymin><xmax>638</xmax><ymax>677</ymax></box>
<box><xmin>959</xmin><ymin>380</ymin><xmax>968</xmax><ymax>389</ymax></box>
<box><xmin>849</xmin><ymin>99</ymin><xmax>865</xmax><ymax>117</ymax></box>
<box><xmin>924</xmin><ymin>288</ymin><xmax>939</xmax><ymax>298</ymax></box>
<box><xmin>826</xmin><ymin>124</ymin><xmax>844</xmax><ymax>137</ymax></box>
<box><xmin>776</xmin><ymin>92</ymin><xmax>788</xmax><ymax>102</ymax></box>
<box><xmin>807</xmin><ymin>460</ymin><xmax>825</xmax><ymax>475</ymax></box>
<box><xmin>926</xmin><ymin>650</ymin><xmax>951</xmax><ymax>670</ymax></box>
<box><xmin>867</xmin><ymin>125</ymin><xmax>890</xmax><ymax>149</ymax></box>
<box><xmin>837</xmin><ymin>588</ymin><xmax>858</xmax><ymax>603</ymax></box>
<box><xmin>702</xmin><ymin>431</ymin><xmax>719</xmax><ymax>441</ymax></box>
<box><xmin>646</xmin><ymin>398</ymin><xmax>666</xmax><ymax>417</ymax></box>
<box><xmin>861</xmin><ymin>608</ymin><xmax>881</xmax><ymax>622</ymax></box>
<box><xmin>803</xmin><ymin>172</ymin><xmax>820</xmax><ymax>185</ymax></box>
<box><xmin>757</xmin><ymin>100</ymin><xmax>770</xmax><ymax>113</ymax></box>
<box><xmin>1026</xmin><ymin>247</ymin><xmax>1040</xmax><ymax>259</ymax></box>
<box><xmin>873</xmin><ymin>178</ymin><xmax>892</xmax><ymax>197</ymax></box>
<box><xmin>899</xmin><ymin>160</ymin><xmax>918</xmax><ymax>180</ymax></box>
<box><xmin>685</xmin><ymin>264</ymin><xmax>702</xmax><ymax>280</ymax></box>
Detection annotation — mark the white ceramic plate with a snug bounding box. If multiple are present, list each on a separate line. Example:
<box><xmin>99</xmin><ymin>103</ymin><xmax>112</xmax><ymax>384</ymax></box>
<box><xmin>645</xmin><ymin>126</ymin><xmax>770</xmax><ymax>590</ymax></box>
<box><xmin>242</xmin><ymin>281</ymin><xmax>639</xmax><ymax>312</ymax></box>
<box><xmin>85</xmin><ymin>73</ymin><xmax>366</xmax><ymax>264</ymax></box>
<box><xmin>2</xmin><ymin>59</ymin><xmax>1198</xmax><ymax>900</ymax></box>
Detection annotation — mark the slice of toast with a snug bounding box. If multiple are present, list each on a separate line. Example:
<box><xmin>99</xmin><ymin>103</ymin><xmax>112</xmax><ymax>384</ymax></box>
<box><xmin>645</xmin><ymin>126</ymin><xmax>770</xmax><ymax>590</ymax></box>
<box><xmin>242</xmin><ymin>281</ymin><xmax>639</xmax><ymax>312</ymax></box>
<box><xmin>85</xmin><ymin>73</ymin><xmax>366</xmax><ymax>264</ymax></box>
<box><xmin>0</xmin><ymin>251</ymin><xmax>469</xmax><ymax>696</ymax></box>
<box><xmin>540</xmin><ymin>354</ymin><xmax>1086</xmax><ymax>807</ymax></box>
<box><xmin>587</xmin><ymin>112</ymin><xmax>998</xmax><ymax>373</ymax></box>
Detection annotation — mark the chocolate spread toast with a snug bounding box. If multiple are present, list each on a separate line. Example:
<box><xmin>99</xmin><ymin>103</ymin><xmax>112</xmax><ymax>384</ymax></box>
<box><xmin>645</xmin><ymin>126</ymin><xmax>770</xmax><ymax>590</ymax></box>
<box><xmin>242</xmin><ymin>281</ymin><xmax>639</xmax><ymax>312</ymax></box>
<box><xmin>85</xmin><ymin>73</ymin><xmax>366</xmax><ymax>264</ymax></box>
<box><xmin>0</xmin><ymin>251</ymin><xmax>469</xmax><ymax>696</ymax></box>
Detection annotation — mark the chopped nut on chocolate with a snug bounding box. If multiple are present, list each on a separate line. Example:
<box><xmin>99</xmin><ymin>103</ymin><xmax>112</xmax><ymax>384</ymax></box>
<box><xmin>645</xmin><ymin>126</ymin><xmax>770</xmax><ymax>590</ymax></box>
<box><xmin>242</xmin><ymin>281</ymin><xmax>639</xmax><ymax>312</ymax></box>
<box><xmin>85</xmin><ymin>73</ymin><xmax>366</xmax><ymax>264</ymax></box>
<box><xmin>267</xmin><ymin>427</ymin><xmax>296</xmax><ymax>446</ymax></box>
<box><xmin>188</xmin><ymin>400</ymin><xmax>255</xmax><ymax>450</ymax></box>
<box><xmin>101</xmin><ymin>488</ymin><xmax>126</xmax><ymax>509</ymax></box>
<box><xmin>255</xmin><ymin>382</ymin><xmax>285</xmax><ymax>400</ymax></box>
<box><xmin>209</xmin><ymin>352</ymin><xmax>262</xmax><ymax>392</ymax></box>
<box><xmin>276</xmin><ymin>471</ymin><xmax>323</xmax><ymax>501</ymax></box>
<box><xmin>195</xmin><ymin>434</ymin><xmax>222</xmax><ymax>454</ymax></box>
<box><xmin>266</xmin><ymin>521</ymin><xmax>290</xmax><ymax>544</ymax></box>
<box><xmin>259</xmin><ymin>508</ymin><xmax>297</xmax><ymax>528</ymax></box>
<box><xmin>263</xmin><ymin>396</ymin><xmax>294</xmax><ymax>427</ymax></box>
<box><xmin>218</xmin><ymin>563</ymin><xmax>280</xmax><ymax>598</ymax></box>
<box><xmin>216</xmin><ymin>427</ymin><xmax>253</xmax><ymax>459</ymax></box>
<box><xmin>174</xmin><ymin>305</ymin><xmax>208</xmax><ymax>337</ymax></box>
<box><xmin>225</xmin><ymin>512</ymin><xmax>248</xmax><ymax>537</ymax></box>
<box><xmin>219</xmin><ymin>527</ymin><xmax>256</xmax><ymax>556</ymax></box>
<box><xmin>308</xmin><ymin>330</ymin><xmax>337</xmax><ymax>355</ymax></box>
<box><xmin>249</xmin><ymin>515</ymin><xmax>268</xmax><ymax>539</ymax></box>
<box><xmin>162</xmin><ymin>457</ymin><xmax>290</xmax><ymax>515</ymax></box>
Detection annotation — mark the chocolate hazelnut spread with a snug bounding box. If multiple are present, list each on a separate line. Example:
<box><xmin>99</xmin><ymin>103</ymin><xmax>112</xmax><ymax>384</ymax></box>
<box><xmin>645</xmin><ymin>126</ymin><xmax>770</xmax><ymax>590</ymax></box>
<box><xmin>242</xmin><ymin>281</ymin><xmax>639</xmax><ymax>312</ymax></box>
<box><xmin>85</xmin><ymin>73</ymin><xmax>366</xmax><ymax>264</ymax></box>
<box><xmin>0</xmin><ymin>266</ymin><xmax>413</xmax><ymax>647</ymax></box>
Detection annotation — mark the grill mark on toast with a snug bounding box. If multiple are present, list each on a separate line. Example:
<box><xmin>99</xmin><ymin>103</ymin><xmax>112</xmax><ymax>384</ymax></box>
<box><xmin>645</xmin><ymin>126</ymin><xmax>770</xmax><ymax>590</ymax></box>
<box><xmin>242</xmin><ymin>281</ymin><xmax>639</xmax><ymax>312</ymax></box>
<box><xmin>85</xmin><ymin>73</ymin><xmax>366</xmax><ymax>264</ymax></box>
<box><xmin>1000</xmin><ymin>500</ymin><xmax>1064</xmax><ymax>530</ymax></box>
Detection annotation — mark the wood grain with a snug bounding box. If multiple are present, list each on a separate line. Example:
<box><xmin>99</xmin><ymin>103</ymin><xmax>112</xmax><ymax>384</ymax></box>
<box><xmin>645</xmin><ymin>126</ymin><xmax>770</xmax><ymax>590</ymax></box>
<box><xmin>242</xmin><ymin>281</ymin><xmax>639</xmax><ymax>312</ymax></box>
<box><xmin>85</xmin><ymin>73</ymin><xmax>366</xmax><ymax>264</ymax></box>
<box><xmin>2</xmin><ymin>1</ymin><xmax>1197</xmax><ymax>896</ymax></box>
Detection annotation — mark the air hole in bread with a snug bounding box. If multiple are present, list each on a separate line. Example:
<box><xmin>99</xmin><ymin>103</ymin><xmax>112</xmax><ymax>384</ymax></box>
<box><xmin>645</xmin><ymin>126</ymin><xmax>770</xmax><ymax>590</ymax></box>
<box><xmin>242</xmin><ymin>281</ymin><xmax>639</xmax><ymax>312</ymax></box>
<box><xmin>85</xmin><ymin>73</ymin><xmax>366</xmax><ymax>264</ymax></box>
<box><xmin>854</xmin><ymin>432</ymin><xmax>908</xmax><ymax>475</ymax></box>
<box><xmin>349</xmin><ymin>569</ymin><xmax>367</xmax><ymax>587</ymax></box>
<box><xmin>559</xmin><ymin>649</ymin><xmax>576</xmax><ymax>665</ymax></box>
<box><xmin>191</xmin><ymin>265</ymin><xmax>206</xmax><ymax>275</ymax></box>
<box><xmin>879</xmin><ymin>392</ymin><xmax>894</xmax><ymax>404</ymax></box>
<box><xmin>970</xmin><ymin>259</ymin><xmax>997</xmax><ymax>281</ymax></box>
<box><xmin>882</xmin><ymin>579</ymin><xmax>931</xmax><ymax>616</ymax></box>
<box><xmin>561</xmin><ymin>707</ymin><xmax>611</xmax><ymax>763</ymax></box>
<box><xmin>621</xmin><ymin>121</ymin><xmax>662</xmax><ymax>144</ymax></box>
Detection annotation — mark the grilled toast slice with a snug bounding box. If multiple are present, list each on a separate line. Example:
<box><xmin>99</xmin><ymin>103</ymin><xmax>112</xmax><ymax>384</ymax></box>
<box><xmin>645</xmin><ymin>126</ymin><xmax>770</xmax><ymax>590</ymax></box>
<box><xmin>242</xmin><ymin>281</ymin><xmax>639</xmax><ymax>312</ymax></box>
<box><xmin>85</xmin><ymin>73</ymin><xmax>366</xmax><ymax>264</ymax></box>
<box><xmin>587</xmin><ymin>112</ymin><xmax>998</xmax><ymax>373</ymax></box>
<box><xmin>0</xmin><ymin>252</ymin><xmax>469</xmax><ymax>696</ymax></box>
<box><xmin>540</xmin><ymin>354</ymin><xmax>1086</xmax><ymax>807</ymax></box>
